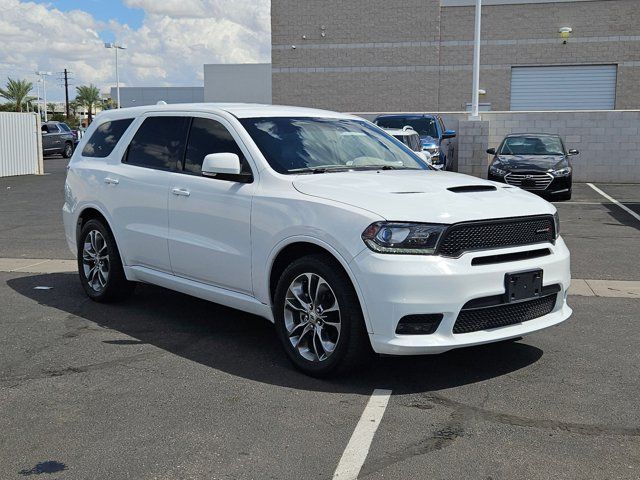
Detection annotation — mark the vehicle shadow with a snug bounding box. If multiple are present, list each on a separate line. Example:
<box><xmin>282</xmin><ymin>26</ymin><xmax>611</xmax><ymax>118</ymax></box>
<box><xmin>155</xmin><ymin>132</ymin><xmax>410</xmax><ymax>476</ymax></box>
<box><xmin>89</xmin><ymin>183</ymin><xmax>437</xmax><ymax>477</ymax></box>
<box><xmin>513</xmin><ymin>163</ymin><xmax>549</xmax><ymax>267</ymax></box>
<box><xmin>7</xmin><ymin>272</ymin><xmax>543</xmax><ymax>395</ymax></box>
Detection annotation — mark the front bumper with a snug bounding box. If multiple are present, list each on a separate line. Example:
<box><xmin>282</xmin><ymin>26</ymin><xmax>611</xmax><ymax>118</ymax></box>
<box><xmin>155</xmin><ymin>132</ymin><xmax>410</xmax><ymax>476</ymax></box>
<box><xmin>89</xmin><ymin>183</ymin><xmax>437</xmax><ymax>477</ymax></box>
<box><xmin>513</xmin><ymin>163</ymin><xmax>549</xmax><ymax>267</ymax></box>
<box><xmin>349</xmin><ymin>238</ymin><xmax>572</xmax><ymax>355</ymax></box>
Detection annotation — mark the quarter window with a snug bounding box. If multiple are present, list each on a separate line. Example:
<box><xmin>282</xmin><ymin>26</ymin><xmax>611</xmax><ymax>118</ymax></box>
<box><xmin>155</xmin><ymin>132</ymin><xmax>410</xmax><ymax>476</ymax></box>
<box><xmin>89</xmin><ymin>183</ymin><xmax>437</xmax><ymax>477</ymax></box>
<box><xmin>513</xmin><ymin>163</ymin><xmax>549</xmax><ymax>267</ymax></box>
<box><xmin>125</xmin><ymin>116</ymin><xmax>190</xmax><ymax>171</ymax></box>
<box><xmin>184</xmin><ymin>117</ymin><xmax>251</xmax><ymax>176</ymax></box>
<box><xmin>82</xmin><ymin>118</ymin><xmax>133</xmax><ymax>158</ymax></box>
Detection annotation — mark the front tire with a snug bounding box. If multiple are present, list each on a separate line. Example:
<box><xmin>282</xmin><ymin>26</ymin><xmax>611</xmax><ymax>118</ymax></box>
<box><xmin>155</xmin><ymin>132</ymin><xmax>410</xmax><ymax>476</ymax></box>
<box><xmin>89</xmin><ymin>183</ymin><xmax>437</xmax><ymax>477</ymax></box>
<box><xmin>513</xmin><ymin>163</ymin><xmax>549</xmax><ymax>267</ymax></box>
<box><xmin>77</xmin><ymin>219</ymin><xmax>135</xmax><ymax>302</ymax></box>
<box><xmin>273</xmin><ymin>254</ymin><xmax>371</xmax><ymax>377</ymax></box>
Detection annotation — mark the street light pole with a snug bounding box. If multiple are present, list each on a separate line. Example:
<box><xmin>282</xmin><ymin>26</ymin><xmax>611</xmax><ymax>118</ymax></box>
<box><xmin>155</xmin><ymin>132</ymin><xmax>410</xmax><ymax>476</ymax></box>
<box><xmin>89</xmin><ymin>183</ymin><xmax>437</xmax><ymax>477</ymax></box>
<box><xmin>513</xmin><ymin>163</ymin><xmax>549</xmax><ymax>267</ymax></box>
<box><xmin>35</xmin><ymin>79</ymin><xmax>41</xmax><ymax>120</ymax></box>
<box><xmin>470</xmin><ymin>0</ymin><xmax>482</xmax><ymax>120</ymax></box>
<box><xmin>36</xmin><ymin>71</ymin><xmax>52</xmax><ymax>122</ymax></box>
<box><xmin>104</xmin><ymin>42</ymin><xmax>127</xmax><ymax>108</ymax></box>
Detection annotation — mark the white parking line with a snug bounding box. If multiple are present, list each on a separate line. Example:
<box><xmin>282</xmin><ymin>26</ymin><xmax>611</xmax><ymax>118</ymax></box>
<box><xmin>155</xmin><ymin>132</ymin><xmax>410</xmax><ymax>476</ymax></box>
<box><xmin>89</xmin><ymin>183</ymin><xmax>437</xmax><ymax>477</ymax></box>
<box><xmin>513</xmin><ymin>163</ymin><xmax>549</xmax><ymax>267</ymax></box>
<box><xmin>587</xmin><ymin>183</ymin><xmax>640</xmax><ymax>223</ymax></box>
<box><xmin>333</xmin><ymin>388</ymin><xmax>392</xmax><ymax>480</ymax></box>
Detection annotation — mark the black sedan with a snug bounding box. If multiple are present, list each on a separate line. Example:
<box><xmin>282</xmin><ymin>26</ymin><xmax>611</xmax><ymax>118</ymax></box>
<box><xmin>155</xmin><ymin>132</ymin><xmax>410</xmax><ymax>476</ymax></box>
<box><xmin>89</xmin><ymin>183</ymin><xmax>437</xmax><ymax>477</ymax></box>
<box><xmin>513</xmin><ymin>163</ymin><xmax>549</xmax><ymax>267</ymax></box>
<box><xmin>487</xmin><ymin>133</ymin><xmax>578</xmax><ymax>201</ymax></box>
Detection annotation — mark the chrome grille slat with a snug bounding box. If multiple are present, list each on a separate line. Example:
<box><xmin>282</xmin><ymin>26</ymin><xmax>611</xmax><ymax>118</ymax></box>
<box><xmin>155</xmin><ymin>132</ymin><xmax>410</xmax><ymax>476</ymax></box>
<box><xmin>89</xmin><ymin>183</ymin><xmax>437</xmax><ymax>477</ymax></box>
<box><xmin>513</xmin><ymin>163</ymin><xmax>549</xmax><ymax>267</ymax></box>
<box><xmin>505</xmin><ymin>172</ymin><xmax>553</xmax><ymax>191</ymax></box>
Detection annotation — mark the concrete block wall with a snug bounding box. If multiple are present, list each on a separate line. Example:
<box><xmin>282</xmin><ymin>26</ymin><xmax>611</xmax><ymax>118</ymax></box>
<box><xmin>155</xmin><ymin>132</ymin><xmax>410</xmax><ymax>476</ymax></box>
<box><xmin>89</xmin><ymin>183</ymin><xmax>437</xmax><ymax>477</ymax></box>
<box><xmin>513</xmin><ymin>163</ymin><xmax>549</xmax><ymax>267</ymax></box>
<box><xmin>353</xmin><ymin>110</ymin><xmax>640</xmax><ymax>183</ymax></box>
<box><xmin>272</xmin><ymin>0</ymin><xmax>640</xmax><ymax>111</ymax></box>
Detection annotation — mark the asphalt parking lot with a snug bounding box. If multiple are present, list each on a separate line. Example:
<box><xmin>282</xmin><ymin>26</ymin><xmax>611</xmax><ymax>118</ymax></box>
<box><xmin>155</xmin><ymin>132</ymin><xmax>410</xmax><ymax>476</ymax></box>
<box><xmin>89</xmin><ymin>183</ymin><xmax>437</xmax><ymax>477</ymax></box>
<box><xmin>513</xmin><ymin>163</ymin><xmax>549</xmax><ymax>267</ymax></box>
<box><xmin>1</xmin><ymin>158</ymin><xmax>638</xmax><ymax>479</ymax></box>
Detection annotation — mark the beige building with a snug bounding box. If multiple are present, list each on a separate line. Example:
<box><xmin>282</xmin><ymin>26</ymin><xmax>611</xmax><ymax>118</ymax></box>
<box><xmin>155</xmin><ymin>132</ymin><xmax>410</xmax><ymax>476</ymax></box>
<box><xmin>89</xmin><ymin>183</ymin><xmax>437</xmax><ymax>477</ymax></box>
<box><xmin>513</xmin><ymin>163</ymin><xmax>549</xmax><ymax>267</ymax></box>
<box><xmin>271</xmin><ymin>0</ymin><xmax>640</xmax><ymax>112</ymax></box>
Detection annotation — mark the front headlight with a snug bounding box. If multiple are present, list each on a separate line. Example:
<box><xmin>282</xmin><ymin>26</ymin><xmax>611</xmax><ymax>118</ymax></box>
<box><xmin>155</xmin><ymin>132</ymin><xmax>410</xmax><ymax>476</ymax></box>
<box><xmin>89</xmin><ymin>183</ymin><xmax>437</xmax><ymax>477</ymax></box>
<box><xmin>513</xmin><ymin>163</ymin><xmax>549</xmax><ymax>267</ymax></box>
<box><xmin>553</xmin><ymin>211</ymin><xmax>560</xmax><ymax>239</ymax></box>
<box><xmin>551</xmin><ymin>166</ymin><xmax>572</xmax><ymax>176</ymax></box>
<box><xmin>489</xmin><ymin>164</ymin><xmax>507</xmax><ymax>176</ymax></box>
<box><xmin>362</xmin><ymin>222</ymin><xmax>447</xmax><ymax>254</ymax></box>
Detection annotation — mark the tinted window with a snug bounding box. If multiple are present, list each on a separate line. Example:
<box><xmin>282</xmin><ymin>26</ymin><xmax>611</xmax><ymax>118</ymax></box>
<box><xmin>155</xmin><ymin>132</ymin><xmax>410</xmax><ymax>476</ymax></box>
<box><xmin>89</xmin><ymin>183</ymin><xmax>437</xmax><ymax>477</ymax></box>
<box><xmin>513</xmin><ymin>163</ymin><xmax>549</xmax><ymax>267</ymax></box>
<box><xmin>46</xmin><ymin>124</ymin><xmax>59</xmax><ymax>133</ymax></box>
<box><xmin>184</xmin><ymin>117</ymin><xmax>250</xmax><ymax>175</ymax></box>
<box><xmin>125</xmin><ymin>116</ymin><xmax>190</xmax><ymax>170</ymax></box>
<box><xmin>375</xmin><ymin>116</ymin><xmax>438</xmax><ymax>138</ymax></box>
<box><xmin>82</xmin><ymin>119</ymin><xmax>133</xmax><ymax>158</ymax></box>
<box><xmin>59</xmin><ymin>123</ymin><xmax>71</xmax><ymax>132</ymax></box>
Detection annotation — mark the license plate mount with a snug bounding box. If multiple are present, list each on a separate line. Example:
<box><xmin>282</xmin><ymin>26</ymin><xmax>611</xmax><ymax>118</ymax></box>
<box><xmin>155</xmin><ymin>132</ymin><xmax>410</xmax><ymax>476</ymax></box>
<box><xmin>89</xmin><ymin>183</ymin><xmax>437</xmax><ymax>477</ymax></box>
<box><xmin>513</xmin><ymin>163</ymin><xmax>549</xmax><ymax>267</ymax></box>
<box><xmin>505</xmin><ymin>269</ymin><xmax>543</xmax><ymax>303</ymax></box>
<box><xmin>521</xmin><ymin>179</ymin><xmax>536</xmax><ymax>188</ymax></box>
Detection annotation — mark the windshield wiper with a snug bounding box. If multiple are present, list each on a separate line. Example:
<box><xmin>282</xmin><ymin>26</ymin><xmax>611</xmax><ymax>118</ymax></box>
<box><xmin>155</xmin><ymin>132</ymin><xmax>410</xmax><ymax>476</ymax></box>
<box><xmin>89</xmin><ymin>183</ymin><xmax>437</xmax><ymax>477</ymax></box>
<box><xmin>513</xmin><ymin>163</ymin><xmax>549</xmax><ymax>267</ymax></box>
<box><xmin>288</xmin><ymin>165</ymin><xmax>352</xmax><ymax>174</ymax></box>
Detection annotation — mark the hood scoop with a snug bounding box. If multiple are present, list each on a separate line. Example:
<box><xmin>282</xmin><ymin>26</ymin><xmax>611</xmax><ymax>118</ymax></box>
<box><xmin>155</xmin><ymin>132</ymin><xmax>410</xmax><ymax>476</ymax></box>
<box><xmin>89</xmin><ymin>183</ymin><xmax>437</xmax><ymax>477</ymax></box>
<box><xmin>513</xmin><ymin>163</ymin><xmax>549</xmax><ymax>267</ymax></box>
<box><xmin>447</xmin><ymin>185</ymin><xmax>497</xmax><ymax>193</ymax></box>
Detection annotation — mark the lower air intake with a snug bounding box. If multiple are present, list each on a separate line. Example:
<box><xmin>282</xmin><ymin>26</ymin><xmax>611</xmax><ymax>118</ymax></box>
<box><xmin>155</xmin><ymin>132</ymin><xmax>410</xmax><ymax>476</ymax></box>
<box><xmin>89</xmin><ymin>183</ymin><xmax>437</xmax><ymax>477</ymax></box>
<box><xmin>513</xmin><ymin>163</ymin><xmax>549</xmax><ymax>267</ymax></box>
<box><xmin>453</xmin><ymin>294</ymin><xmax>557</xmax><ymax>334</ymax></box>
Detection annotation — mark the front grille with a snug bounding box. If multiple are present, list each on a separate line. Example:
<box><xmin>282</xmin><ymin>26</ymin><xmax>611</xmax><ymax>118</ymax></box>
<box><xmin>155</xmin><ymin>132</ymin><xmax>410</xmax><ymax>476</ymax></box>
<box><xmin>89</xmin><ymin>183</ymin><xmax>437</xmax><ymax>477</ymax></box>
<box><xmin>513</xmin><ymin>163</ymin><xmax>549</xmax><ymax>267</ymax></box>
<box><xmin>436</xmin><ymin>215</ymin><xmax>555</xmax><ymax>257</ymax></box>
<box><xmin>453</xmin><ymin>294</ymin><xmax>557</xmax><ymax>334</ymax></box>
<box><xmin>505</xmin><ymin>172</ymin><xmax>553</xmax><ymax>190</ymax></box>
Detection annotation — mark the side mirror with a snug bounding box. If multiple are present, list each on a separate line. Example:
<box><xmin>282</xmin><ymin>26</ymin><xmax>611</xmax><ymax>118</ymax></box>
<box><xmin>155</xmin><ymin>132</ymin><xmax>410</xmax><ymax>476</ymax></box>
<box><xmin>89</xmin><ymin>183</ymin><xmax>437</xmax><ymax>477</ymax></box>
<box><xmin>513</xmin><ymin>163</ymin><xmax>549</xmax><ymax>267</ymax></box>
<box><xmin>442</xmin><ymin>129</ymin><xmax>456</xmax><ymax>139</ymax></box>
<box><xmin>202</xmin><ymin>152</ymin><xmax>241</xmax><ymax>177</ymax></box>
<box><xmin>568</xmin><ymin>149</ymin><xmax>579</xmax><ymax>156</ymax></box>
<box><xmin>486</xmin><ymin>148</ymin><xmax>496</xmax><ymax>155</ymax></box>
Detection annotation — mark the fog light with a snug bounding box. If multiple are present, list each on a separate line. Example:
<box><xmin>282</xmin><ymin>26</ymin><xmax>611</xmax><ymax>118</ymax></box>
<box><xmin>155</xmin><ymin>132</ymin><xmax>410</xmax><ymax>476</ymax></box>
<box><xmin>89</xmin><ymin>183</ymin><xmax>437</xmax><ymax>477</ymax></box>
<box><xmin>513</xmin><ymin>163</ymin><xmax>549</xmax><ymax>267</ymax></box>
<box><xmin>396</xmin><ymin>314</ymin><xmax>443</xmax><ymax>335</ymax></box>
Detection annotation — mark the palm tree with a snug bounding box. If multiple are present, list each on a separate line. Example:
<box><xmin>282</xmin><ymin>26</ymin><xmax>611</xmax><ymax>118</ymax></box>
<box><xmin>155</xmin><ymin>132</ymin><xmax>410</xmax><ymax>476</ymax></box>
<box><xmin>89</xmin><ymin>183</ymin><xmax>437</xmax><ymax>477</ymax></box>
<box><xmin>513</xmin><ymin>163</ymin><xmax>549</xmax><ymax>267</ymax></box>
<box><xmin>0</xmin><ymin>78</ymin><xmax>33</xmax><ymax>112</ymax></box>
<box><xmin>47</xmin><ymin>102</ymin><xmax>57</xmax><ymax>116</ymax></box>
<box><xmin>75</xmin><ymin>84</ymin><xmax>101</xmax><ymax>123</ymax></box>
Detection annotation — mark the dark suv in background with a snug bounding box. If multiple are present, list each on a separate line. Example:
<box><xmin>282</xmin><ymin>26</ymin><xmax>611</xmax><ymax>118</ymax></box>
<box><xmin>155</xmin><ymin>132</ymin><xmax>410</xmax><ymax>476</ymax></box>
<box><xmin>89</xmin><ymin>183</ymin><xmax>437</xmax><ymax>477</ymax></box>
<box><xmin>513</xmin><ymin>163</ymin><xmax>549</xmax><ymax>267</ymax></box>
<box><xmin>373</xmin><ymin>114</ymin><xmax>456</xmax><ymax>170</ymax></box>
<box><xmin>41</xmin><ymin>121</ymin><xmax>77</xmax><ymax>158</ymax></box>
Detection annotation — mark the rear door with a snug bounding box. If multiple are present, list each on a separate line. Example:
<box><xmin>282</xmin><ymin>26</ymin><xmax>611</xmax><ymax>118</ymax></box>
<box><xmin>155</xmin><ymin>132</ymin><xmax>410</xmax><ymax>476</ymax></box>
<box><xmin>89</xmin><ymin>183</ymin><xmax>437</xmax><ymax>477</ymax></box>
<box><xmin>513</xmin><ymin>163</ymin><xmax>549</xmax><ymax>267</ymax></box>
<box><xmin>167</xmin><ymin>114</ymin><xmax>255</xmax><ymax>294</ymax></box>
<box><xmin>42</xmin><ymin>124</ymin><xmax>60</xmax><ymax>153</ymax></box>
<box><xmin>107</xmin><ymin>114</ymin><xmax>190</xmax><ymax>273</ymax></box>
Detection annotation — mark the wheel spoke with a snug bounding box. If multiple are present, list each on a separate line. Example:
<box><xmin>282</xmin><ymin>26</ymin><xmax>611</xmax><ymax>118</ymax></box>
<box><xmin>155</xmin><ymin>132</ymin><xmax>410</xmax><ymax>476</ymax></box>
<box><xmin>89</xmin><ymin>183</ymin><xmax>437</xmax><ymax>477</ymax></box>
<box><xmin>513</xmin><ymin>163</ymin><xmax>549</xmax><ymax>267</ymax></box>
<box><xmin>290</xmin><ymin>286</ymin><xmax>309</xmax><ymax>310</ymax></box>
<box><xmin>285</xmin><ymin>298</ymin><xmax>306</xmax><ymax>313</ymax></box>
<box><xmin>311</xmin><ymin>328</ymin><xmax>323</xmax><ymax>361</ymax></box>
<box><xmin>97</xmin><ymin>269</ymin><xmax>107</xmax><ymax>287</ymax></box>
<box><xmin>317</xmin><ymin>326</ymin><xmax>336</xmax><ymax>355</ymax></box>
<box><xmin>292</xmin><ymin>323</ymin><xmax>313</xmax><ymax>348</ymax></box>
<box><xmin>313</xmin><ymin>278</ymin><xmax>329</xmax><ymax>306</ymax></box>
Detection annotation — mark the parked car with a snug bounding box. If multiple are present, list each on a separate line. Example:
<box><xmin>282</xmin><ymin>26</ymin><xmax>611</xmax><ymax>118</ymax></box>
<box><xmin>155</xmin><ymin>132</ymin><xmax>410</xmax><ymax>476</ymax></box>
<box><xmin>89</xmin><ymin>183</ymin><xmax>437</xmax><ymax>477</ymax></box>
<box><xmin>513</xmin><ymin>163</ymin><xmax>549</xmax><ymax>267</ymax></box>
<box><xmin>487</xmin><ymin>133</ymin><xmax>577</xmax><ymax>201</ymax></box>
<box><xmin>379</xmin><ymin>126</ymin><xmax>432</xmax><ymax>164</ymax></box>
<box><xmin>63</xmin><ymin>104</ymin><xmax>571</xmax><ymax>377</ymax></box>
<box><xmin>41</xmin><ymin>121</ymin><xmax>77</xmax><ymax>158</ymax></box>
<box><xmin>373</xmin><ymin>113</ymin><xmax>456</xmax><ymax>170</ymax></box>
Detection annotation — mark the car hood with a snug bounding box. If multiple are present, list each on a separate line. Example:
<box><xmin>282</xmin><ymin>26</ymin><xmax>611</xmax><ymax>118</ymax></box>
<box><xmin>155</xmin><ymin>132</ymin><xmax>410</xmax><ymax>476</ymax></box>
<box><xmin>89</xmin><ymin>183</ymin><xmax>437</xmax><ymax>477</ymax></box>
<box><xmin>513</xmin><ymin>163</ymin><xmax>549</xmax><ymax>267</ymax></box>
<box><xmin>420</xmin><ymin>135</ymin><xmax>439</xmax><ymax>147</ymax></box>
<box><xmin>495</xmin><ymin>155</ymin><xmax>566</xmax><ymax>171</ymax></box>
<box><xmin>292</xmin><ymin>170</ymin><xmax>555</xmax><ymax>223</ymax></box>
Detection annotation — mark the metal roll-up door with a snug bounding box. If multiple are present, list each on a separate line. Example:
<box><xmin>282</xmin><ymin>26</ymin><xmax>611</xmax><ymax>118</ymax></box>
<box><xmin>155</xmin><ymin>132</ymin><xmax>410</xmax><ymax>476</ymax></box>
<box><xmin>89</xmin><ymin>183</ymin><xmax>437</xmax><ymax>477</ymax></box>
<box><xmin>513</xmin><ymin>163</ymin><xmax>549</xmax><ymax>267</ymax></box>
<box><xmin>510</xmin><ymin>65</ymin><xmax>617</xmax><ymax>111</ymax></box>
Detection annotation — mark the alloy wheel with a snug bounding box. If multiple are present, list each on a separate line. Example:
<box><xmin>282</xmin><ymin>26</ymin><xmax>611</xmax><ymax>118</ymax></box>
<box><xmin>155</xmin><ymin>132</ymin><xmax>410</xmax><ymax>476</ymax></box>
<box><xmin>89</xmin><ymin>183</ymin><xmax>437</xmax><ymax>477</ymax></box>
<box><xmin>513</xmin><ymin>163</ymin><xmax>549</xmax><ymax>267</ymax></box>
<box><xmin>82</xmin><ymin>230</ymin><xmax>110</xmax><ymax>292</ymax></box>
<box><xmin>283</xmin><ymin>273</ymin><xmax>341</xmax><ymax>362</ymax></box>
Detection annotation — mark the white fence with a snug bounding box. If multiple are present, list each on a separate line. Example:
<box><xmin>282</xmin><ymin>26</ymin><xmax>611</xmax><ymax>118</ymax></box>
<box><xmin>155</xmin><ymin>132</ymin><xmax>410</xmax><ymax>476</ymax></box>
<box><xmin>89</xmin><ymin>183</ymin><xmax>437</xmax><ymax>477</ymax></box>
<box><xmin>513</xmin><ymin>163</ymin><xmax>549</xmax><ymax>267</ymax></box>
<box><xmin>0</xmin><ymin>112</ymin><xmax>43</xmax><ymax>177</ymax></box>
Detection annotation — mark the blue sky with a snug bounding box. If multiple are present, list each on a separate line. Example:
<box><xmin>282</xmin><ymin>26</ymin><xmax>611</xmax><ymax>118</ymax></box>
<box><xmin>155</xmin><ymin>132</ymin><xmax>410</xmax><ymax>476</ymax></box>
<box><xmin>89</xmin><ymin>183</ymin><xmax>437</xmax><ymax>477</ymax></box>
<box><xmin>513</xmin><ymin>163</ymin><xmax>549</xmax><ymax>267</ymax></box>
<box><xmin>33</xmin><ymin>0</ymin><xmax>144</xmax><ymax>28</ymax></box>
<box><xmin>0</xmin><ymin>0</ymin><xmax>270</xmax><ymax>101</ymax></box>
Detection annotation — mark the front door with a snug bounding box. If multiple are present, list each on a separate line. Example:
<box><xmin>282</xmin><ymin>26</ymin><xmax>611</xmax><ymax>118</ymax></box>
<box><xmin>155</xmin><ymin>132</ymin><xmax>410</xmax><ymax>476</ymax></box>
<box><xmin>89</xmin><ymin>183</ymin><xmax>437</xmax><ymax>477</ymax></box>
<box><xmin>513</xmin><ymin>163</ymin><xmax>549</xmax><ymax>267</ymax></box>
<box><xmin>168</xmin><ymin>115</ymin><xmax>254</xmax><ymax>295</ymax></box>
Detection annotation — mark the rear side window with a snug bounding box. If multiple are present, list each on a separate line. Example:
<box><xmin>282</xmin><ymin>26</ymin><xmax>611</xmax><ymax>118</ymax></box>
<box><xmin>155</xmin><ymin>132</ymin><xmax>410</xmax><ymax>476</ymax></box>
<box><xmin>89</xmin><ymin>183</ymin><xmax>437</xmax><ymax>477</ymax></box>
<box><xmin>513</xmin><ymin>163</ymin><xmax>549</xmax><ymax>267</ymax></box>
<box><xmin>184</xmin><ymin>117</ymin><xmax>251</xmax><ymax>176</ymax></box>
<box><xmin>125</xmin><ymin>116</ymin><xmax>190</xmax><ymax>171</ymax></box>
<box><xmin>82</xmin><ymin>119</ymin><xmax>133</xmax><ymax>158</ymax></box>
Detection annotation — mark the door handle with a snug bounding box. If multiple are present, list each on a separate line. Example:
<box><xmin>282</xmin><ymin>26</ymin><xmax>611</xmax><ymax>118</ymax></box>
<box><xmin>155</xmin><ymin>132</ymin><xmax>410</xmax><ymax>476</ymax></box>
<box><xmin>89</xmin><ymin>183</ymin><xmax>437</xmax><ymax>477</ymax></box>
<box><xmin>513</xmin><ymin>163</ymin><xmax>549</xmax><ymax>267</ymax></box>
<box><xmin>104</xmin><ymin>177</ymin><xmax>119</xmax><ymax>185</ymax></box>
<box><xmin>171</xmin><ymin>187</ymin><xmax>190</xmax><ymax>197</ymax></box>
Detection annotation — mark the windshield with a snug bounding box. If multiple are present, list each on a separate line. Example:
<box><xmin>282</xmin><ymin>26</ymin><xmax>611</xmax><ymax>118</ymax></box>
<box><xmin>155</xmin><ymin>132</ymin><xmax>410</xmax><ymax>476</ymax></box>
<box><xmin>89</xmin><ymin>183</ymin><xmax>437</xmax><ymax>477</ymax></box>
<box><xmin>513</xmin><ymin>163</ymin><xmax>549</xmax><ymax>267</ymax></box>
<box><xmin>240</xmin><ymin>117</ymin><xmax>429</xmax><ymax>174</ymax></box>
<box><xmin>374</xmin><ymin>116</ymin><xmax>438</xmax><ymax>138</ymax></box>
<box><xmin>499</xmin><ymin>136</ymin><xmax>564</xmax><ymax>155</ymax></box>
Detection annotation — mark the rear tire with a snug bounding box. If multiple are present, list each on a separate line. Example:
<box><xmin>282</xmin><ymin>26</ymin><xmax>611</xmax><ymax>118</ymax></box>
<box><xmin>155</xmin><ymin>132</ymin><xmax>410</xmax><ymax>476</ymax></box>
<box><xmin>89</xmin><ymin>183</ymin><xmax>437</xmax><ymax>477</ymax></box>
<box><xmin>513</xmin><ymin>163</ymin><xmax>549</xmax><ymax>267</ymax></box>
<box><xmin>273</xmin><ymin>254</ymin><xmax>372</xmax><ymax>377</ymax></box>
<box><xmin>62</xmin><ymin>142</ymin><xmax>74</xmax><ymax>158</ymax></box>
<box><xmin>77</xmin><ymin>219</ymin><xmax>135</xmax><ymax>302</ymax></box>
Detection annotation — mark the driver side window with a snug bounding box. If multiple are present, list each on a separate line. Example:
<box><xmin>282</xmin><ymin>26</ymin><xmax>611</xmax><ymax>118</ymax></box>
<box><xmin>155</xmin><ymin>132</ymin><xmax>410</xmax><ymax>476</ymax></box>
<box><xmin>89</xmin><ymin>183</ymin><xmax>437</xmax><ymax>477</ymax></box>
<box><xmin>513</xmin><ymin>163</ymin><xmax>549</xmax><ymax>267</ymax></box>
<box><xmin>184</xmin><ymin>117</ymin><xmax>251</xmax><ymax>177</ymax></box>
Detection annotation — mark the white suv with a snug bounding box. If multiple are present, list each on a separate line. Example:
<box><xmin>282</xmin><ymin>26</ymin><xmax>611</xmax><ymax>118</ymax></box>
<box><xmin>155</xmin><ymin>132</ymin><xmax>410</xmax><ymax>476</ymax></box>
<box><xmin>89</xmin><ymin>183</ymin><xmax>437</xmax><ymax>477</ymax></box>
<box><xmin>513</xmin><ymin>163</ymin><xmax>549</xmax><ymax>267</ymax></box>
<box><xmin>63</xmin><ymin>104</ymin><xmax>572</xmax><ymax>376</ymax></box>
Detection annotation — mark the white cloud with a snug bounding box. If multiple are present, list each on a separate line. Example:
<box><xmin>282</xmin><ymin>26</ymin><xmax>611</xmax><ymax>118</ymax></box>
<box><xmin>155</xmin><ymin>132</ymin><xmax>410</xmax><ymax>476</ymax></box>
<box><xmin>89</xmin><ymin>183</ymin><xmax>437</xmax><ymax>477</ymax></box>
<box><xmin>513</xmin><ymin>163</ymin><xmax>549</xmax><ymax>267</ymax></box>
<box><xmin>0</xmin><ymin>0</ymin><xmax>270</xmax><ymax>101</ymax></box>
